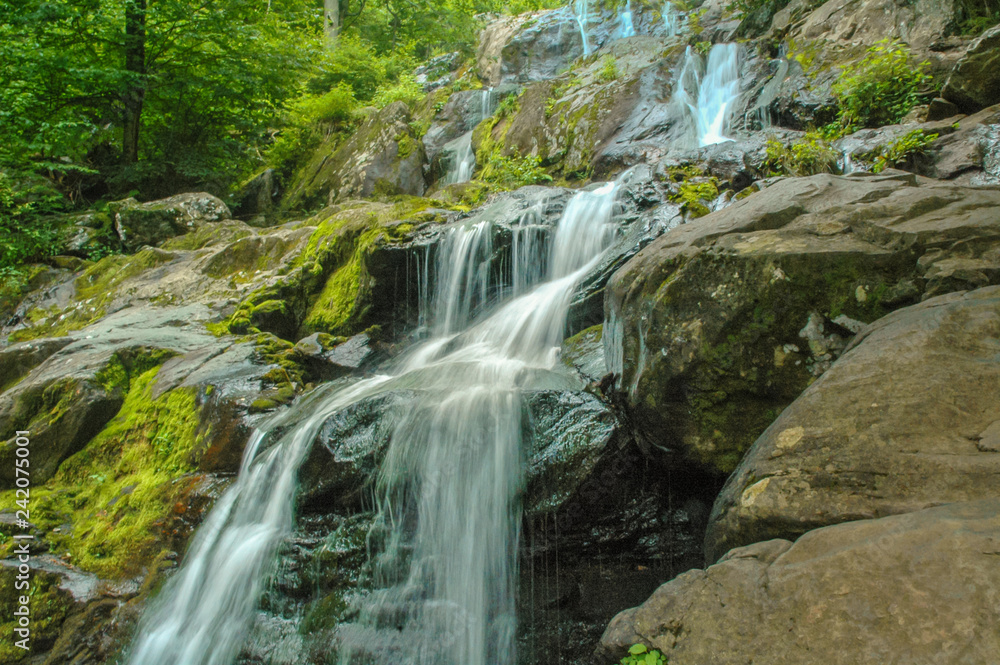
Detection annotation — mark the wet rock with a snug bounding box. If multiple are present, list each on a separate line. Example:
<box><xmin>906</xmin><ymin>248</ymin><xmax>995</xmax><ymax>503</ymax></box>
<box><xmin>920</xmin><ymin>104</ymin><xmax>1000</xmax><ymax>184</ymax></box>
<box><xmin>282</xmin><ymin>102</ymin><xmax>428</xmax><ymax>210</ymax></box>
<box><xmin>298</xmin><ymin>391</ymin><xmax>416</xmax><ymax>512</ymax></box>
<box><xmin>561</xmin><ymin>325</ymin><xmax>605</xmax><ymax>383</ymax></box>
<box><xmin>706</xmin><ymin>286</ymin><xmax>1000</xmax><ymax>561</ymax></box>
<box><xmin>605</xmin><ymin>173</ymin><xmax>1000</xmax><ymax>474</ymax></box>
<box><xmin>943</xmin><ymin>24</ymin><xmax>1000</xmax><ymax>113</ymax></box>
<box><xmin>293</xmin><ymin>332</ymin><xmax>380</xmax><ymax>382</ymax></box>
<box><xmin>491</xmin><ymin>37</ymin><xmax>678</xmax><ymax>178</ymax></box>
<box><xmin>0</xmin><ymin>337</ymin><xmax>74</xmax><ymax>391</ymax></box>
<box><xmin>113</xmin><ymin>192</ymin><xmax>231</xmax><ymax>251</ymax></box>
<box><xmin>423</xmin><ymin>89</ymin><xmax>496</xmax><ymax>168</ymax></box>
<box><xmin>522</xmin><ymin>390</ymin><xmax>619</xmax><ymax>518</ymax></box>
<box><xmin>599</xmin><ymin>499</ymin><xmax>1000</xmax><ymax>665</ymax></box>
<box><xmin>413</xmin><ymin>51</ymin><xmax>462</xmax><ymax>92</ymax></box>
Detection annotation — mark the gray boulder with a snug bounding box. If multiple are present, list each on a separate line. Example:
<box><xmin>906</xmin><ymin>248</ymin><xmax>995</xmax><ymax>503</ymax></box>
<box><xmin>706</xmin><ymin>285</ymin><xmax>1000</xmax><ymax>562</ymax></box>
<box><xmin>599</xmin><ymin>499</ymin><xmax>1000</xmax><ymax>665</ymax></box>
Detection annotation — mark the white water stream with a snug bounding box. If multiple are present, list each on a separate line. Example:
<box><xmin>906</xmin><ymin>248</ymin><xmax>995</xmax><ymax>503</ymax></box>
<box><xmin>617</xmin><ymin>0</ymin><xmax>636</xmax><ymax>38</ymax></box>
<box><xmin>444</xmin><ymin>89</ymin><xmax>496</xmax><ymax>185</ymax></box>
<box><xmin>671</xmin><ymin>43</ymin><xmax>742</xmax><ymax>147</ymax></box>
<box><xmin>127</xmin><ymin>180</ymin><xmax>622</xmax><ymax>665</ymax></box>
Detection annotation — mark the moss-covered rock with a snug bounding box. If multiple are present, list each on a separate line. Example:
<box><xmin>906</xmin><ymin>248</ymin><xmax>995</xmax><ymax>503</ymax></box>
<box><xmin>113</xmin><ymin>192</ymin><xmax>231</xmax><ymax>252</ymax></box>
<box><xmin>605</xmin><ymin>172</ymin><xmax>1000</xmax><ymax>474</ymax></box>
<box><xmin>281</xmin><ymin>101</ymin><xmax>429</xmax><ymax>212</ymax></box>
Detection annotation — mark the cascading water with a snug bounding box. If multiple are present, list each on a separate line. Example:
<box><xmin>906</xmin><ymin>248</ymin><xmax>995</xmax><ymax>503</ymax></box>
<box><xmin>126</xmin><ymin>180</ymin><xmax>622</xmax><ymax>665</ymax></box>
<box><xmin>662</xmin><ymin>1</ymin><xmax>681</xmax><ymax>36</ymax></box>
<box><xmin>444</xmin><ymin>88</ymin><xmax>496</xmax><ymax>184</ymax></box>
<box><xmin>670</xmin><ymin>43</ymin><xmax>743</xmax><ymax>147</ymax></box>
<box><xmin>337</xmin><ymin>181</ymin><xmax>619</xmax><ymax>665</ymax></box>
<box><xmin>126</xmin><ymin>378</ymin><xmax>393</xmax><ymax>665</ymax></box>
<box><xmin>573</xmin><ymin>0</ymin><xmax>592</xmax><ymax>56</ymax></box>
<box><xmin>617</xmin><ymin>0</ymin><xmax>636</xmax><ymax>38</ymax></box>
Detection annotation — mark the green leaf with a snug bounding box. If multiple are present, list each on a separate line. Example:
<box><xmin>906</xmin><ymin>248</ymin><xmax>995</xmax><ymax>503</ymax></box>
<box><xmin>629</xmin><ymin>644</ymin><xmax>647</xmax><ymax>655</ymax></box>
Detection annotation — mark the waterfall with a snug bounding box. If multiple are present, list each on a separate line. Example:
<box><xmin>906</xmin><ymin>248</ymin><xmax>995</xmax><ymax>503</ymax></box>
<box><xmin>839</xmin><ymin>149</ymin><xmax>856</xmax><ymax>175</ymax></box>
<box><xmin>125</xmin><ymin>378</ymin><xmax>393</xmax><ymax>665</ymax></box>
<box><xmin>337</xmin><ymin>181</ymin><xmax>619</xmax><ymax>665</ymax></box>
<box><xmin>671</xmin><ymin>44</ymin><xmax>743</xmax><ymax>147</ymax></box>
<box><xmin>126</xmin><ymin>181</ymin><xmax>622</xmax><ymax>665</ymax></box>
<box><xmin>618</xmin><ymin>0</ymin><xmax>636</xmax><ymax>38</ymax></box>
<box><xmin>573</xmin><ymin>0</ymin><xmax>592</xmax><ymax>56</ymax></box>
<box><xmin>443</xmin><ymin>88</ymin><xmax>496</xmax><ymax>185</ymax></box>
<box><xmin>663</xmin><ymin>1</ymin><xmax>681</xmax><ymax>36</ymax></box>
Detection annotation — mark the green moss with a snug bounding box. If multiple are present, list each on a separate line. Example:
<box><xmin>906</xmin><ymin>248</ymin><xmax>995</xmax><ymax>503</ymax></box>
<box><xmin>598</xmin><ymin>55</ymin><xmax>620</xmax><ymax>83</ymax></box>
<box><xmin>9</xmin><ymin>248</ymin><xmax>176</xmax><ymax>343</ymax></box>
<box><xmin>0</xmin><ymin>569</ymin><xmax>74</xmax><ymax>663</ymax></box>
<box><xmin>0</xmin><ymin>367</ymin><xmax>205</xmax><ymax>578</ymax></box>
<box><xmin>670</xmin><ymin>178</ymin><xmax>720</xmax><ymax>218</ymax></box>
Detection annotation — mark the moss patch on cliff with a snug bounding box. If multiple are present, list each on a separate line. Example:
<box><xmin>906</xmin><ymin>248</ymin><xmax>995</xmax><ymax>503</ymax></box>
<box><xmin>0</xmin><ymin>366</ymin><xmax>208</xmax><ymax>579</ymax></box>
<box><xmin>9</xmin><ymin>248</ymin><xmax>176</xmax><ymax>343</ymax></box>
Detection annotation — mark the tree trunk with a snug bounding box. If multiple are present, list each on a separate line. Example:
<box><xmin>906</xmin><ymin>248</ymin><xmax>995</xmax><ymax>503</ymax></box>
<box><xmin>324</xmin><ymin>0</ymin><xmax>339</xmax><ymax>49</ymax></box>
<box><xmin>123</xmin><ymin>0</ymin><xmax>147</xmax><ymax>166</ymax></box>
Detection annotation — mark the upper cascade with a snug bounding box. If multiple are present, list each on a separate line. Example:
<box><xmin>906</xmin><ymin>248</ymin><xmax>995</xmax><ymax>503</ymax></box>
<box><xmin>670</xmin><ymin>43</ymin><xmax>743</xmax><ymax>148</ymax></box>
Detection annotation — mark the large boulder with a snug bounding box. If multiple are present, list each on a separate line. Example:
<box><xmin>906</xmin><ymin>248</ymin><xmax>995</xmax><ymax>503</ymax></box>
<box><xmin>943</xmin><ymin>24</ymin><xmax>1000</xmax><ymax>113</ymax></box>
<box><xmin>282</xmin><ymin>102</ymin><xmax>428</xmax><ymax>211</ymax></box>
<box><xmin>604</xmin><ymin>172</ymin><xmax>1000</xmax><ymax>474</ymax></box>
<box><xmin>598</xmin><ymin>499</ymin><xmax>1000</xmax><ymax>665</ymax></box>
<box><xmin>113</xmin><ymin>192</ymin><xmax>231</xmax><ymax>251</ymax></box>
<box><xmin>705</xmin><ymin>285</ymin><xmax>1000</xmax><ymax>562</ymax></box>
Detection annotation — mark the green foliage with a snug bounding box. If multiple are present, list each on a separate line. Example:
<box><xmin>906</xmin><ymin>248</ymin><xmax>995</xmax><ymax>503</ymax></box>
<box><xmin>620</xmin><ymin>643</ymin><xmax>668</xmax><ymax>665</ymax></box>
<box><xmin>598</xmin><ymin>55</ymin><xmax>621</xmax><ymax>83</ymax></box>
<box><xmin>832</xmin><ymin>40</ymin><xmax>931</xmax><ymax>130</ymax></box>
<box><xmin>764</xmin><ymin>132</ymin><xmax>839</xmax><ymax>176</ymax></box>
<box><xmin>494</xmin><ymin>92</ymin><xmax>522</xmax><ymax>119</ymax></box>
<box><xmin>479</xmin><ymin>151</ymin><xmax>553</xmax><ymax>190</ymax></box>
<box><xmin>267</xmin><ymin>84</ymin><xmax>361</xmax><ymax>178</ymax></box>
<box><xmin>868</xmin><ymin>129</ymin><xmax>939</xmax><ymax>173</ymax></box>
<box><xmin>0</xmin><ymin>0</ymin><xmax>322</xmax><ymax>199</ymax></box>
<box><xmin>954</xmin><ymin>0</ymin><xmax>1000</xmax><ymax>35</ymax></box>
<box><xmin>371</xmin><ymin>74</ymin><xmax>426</xmax><ymax>109</ymax></box>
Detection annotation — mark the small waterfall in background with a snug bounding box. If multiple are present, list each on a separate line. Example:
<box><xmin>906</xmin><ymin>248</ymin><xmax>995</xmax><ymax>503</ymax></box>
<box><xmin>126</xmin><ymin>177</ymin><xmax>623</xmax><ymax>665</ymax></box>
<box><xmin>662</xmin><ymin>1</ymin><xmax>682</xmax><ymax>36</ymax></box>
<box><xmin>617</xmin><ymin>0</ymin><xmax>636</xmax><ymax>38</ymax></box>
<box><xmin>573</xmin><ymin>0</ymin><xmax>592</xmax><ymax>56</ymax></box>
<box><xmin>840</xmin><ymin>149</ymin><xmax>856</xmax><ymax>174</ymax></box>
<box><xmin>670</xmin><ymin>44</ymin><xmax>743</xmax><ymax>147</ymax></box>
<box><xmin>444</xmin><ymin>88</ymin><xmax>496</xmax><ymax>185</ymax></box>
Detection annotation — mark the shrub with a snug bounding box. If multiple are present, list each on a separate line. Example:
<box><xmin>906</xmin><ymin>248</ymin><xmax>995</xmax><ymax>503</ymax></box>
<box><xmin>371</xmin><ymin>74</ymin><xmax>425</xmax><ymax>109</ymax></box>
<box><xmin>832</xmin><ymin>40</ymin><xmax>931</xmax><ymax>130</ymax></box>
<box><xmin>598</xmin><ymin>55</ymin><xmax>620</xmax><ymax>83</ymax></box>
<box><xmin>266</xmin><ymin>84</ymin><xmax>360</xmax><ymax>177</ymax></box>
<box><xmin>868</xmin><ymin>129</ymin><xmax>939</xmax><ymax>173</ymax></box>
<box><xmin>478</xmin><ymin>150</ymin><xmax>552</xmax><ymax>190</ymax></box>
<box><xmin>764</xmin><ymin>132</ymin><xmax>839</xmax><ymax>176</ymax></box>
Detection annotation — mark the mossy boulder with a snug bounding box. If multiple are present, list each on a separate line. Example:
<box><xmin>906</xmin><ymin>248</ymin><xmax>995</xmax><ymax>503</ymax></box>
<box><xmin>482</xmin><ymin>37</ymin><xmax>680</xmax><ymax>179</ymax></box>
<box><xmin>605</xmin><ymin>172</ymin><xmax>1000</xmax><ymax>474</ymax></box>
<box><xmin>281</xmin><ymin>101</ymin><xmax>428</xmax><ymax>212</ymax></box>
<box><xmin>113</xmin><ymin>192</ymin><xmax>231</xmax><ymax>251</ymax></box>
<box><xmin>706</xmin><ymin>286</ymin><xmax>1000</xmax><ymax>562</ymax></box>
<box><xmin>943</xmin><ymin>24</ymin><xmax>1000</xmax><ymax>112</ymax></box>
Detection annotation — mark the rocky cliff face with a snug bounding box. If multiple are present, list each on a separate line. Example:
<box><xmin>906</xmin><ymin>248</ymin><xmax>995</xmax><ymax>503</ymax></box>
<box><xmin>2</xmin><ymin>2</ymin><xmax>1000</xmax><ymax>665</ymax></box>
